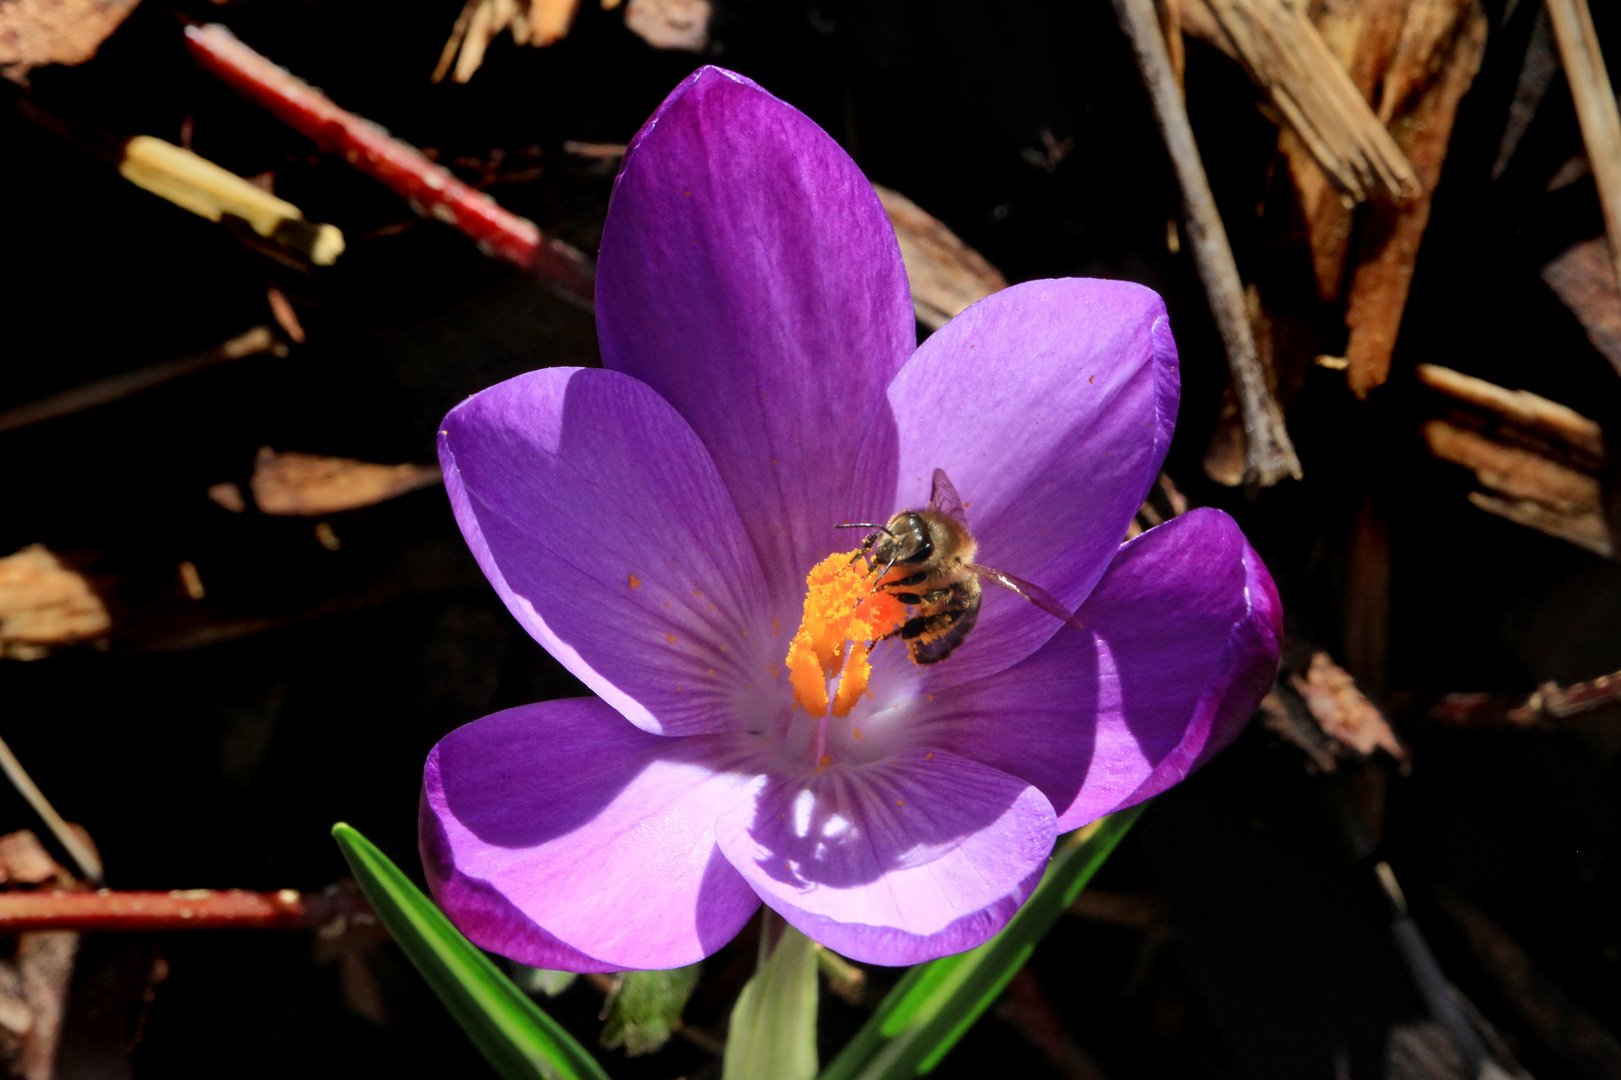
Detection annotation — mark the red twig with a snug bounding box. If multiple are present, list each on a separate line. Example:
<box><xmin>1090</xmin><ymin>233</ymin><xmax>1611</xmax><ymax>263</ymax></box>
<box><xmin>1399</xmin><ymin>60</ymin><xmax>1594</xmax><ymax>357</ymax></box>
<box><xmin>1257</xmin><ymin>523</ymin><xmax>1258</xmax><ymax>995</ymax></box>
<box><xmin>0</xmin><ymin>888</ymin><xmax>377</xmax><ymax>932</ymax></box>
<box><xmin>182</xmin><ymin>23</ymin><xmax>596</xmax><ymax>307</ymax></box>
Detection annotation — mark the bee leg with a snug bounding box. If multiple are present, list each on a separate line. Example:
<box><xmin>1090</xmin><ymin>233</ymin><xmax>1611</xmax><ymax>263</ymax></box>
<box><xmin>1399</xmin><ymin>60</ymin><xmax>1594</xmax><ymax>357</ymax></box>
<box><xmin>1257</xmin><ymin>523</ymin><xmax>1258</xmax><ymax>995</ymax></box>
<box><xmin>872</xmin><ymin>569</ymin><xmax>926</xmax><ymax>595</ymax></box>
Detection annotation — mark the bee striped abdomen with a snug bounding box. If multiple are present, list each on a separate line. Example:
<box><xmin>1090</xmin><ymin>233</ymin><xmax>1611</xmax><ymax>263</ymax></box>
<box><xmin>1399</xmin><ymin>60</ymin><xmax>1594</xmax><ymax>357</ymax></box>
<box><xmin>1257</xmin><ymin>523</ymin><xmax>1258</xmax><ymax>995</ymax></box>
<box><xmin>893</xmin><ymin>577</ymin><xmax>982</xmax><ymax>665</ymax></box>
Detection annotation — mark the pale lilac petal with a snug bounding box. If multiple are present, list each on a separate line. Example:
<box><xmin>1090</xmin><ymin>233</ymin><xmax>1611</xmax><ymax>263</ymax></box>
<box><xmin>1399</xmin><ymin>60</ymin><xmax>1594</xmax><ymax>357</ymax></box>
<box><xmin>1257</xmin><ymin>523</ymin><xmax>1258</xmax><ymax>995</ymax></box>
<box><xmin>714</xmin><ymin>748</ymin><xmax>1056</xmax><ymax>965</ymax></box>
<box><xmin>868</xmin><ymin>278</ymin><xmax>1179</xmax><ymax>682</ymax></box>
<box><xmin>597</xmin><ymin>67</ymin><xmax>914</xmax><ymax>605</ymax></box>
<box><xmin>919</xmin><ymin>509</ymin><xmax>1280</xmax><ymax>831</ymax></box>
<box><xmin>421</xmin><ymin>698</ymin><xmax>762</xmax><ymax>972</ymax></box>
<box><xmin>440</xmin><ymin>366</ymin><xmax>785</xmax><ymax>737</ymax></box>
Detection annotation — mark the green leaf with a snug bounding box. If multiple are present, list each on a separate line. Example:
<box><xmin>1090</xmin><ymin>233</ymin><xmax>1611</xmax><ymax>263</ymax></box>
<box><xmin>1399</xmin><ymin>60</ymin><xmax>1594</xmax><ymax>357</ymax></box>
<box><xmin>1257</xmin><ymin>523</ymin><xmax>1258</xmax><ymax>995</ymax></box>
<box><xmin>817</xmin><ymin>803</ymin><xmax>1149</xmax><ymax>1080</ymax></box>
<box><xmin>332</xmin><ymin>822</ymin><xmax>611</xmax><ymax>1080</ymax></box>
<box><xmin>724</xmin><ymin>915</ymin><xmax>820</xmax><ymax>1080</ymax></box>
<box><xmin>600</xmin><ymin>965</ymin><xmax>702</xmax><ymax>1056</ymax></box>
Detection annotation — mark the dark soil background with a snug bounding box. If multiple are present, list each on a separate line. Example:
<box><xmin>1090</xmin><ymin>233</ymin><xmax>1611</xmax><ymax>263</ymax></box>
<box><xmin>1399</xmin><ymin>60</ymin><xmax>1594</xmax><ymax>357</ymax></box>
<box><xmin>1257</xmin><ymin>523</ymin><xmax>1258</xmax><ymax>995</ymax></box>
<box><xmin>2</xmin><ymin>0</ymin><xmax>1619</xmax><ymax>1077</ymax></box>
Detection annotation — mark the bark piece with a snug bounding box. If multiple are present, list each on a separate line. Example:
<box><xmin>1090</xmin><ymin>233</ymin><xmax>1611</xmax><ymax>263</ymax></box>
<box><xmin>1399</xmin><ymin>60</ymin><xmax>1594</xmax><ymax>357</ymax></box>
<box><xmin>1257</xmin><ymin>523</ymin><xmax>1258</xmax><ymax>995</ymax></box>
<box><xmin>1290</xmin><ymin>651</ymin><xmax>1408</xmax><ymax>761</ymax></box>
<box><xmin>0</xmin><ymin>547</ymin><xmax>110</xmax><ymax>661</ymax></box>
<box><xmin>1343</xmin><ymin>0</ymin><xmax>1488</xmax><ymax>398</ymax></box>
<box><xmin>1423</xmin><ymin>421</ymin><xmax>1602</xmax><ymax>515</ymax></box>
<box><xmin>1434</xmin><ymin>666</ymin><xmax>1621</xmax><ymax>727</ymax></box>
<box><xmin>1189</xmin><ymin>0</ymin><xmax>1419</xmax><ymax>202</ymax></box>
<box><xmin>1416</xmin><ymin>363</ymin><xmax>1606</xmax><ymax>460</ymax></box>
<box><xmin>433</xmin><ymin>0</ymin><xmax>586</xmax><ymax>83</ymax></box>
<box><xmin>1542</xmin><ymin>235</ymin><xmax>1621</xmax><ymax>377</ymax></box>
<box><xmin>624</xmin><ymin>0</ymin><xmax>710</xmax><ymax>52</ymax></box>
<box><xmin>1546</xmin><ymin>0</ymin><xmax>1621</xmax><ymax>296</ymax></box>
<box><xmin>0</xmin><ymin>0</ymin><xmax>140</xmax><ymax>83</ymax></box>
<box><xmin>874</xmin><ymin>185</ymin><xmax>1009</xmax><ymax>331</ymax></box>
<box><xmin>247</xmin><ymin>447</ymin><xmax>441</xmax><ymax>517</ymax></box>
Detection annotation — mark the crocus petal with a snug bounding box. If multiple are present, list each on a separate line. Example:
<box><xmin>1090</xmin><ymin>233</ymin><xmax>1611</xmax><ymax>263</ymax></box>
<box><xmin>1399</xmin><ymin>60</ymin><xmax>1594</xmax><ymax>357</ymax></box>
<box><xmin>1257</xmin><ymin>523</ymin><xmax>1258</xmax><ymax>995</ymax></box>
<box><xmin>714</xmin><ymin>748</ymin><xmax>1056</xmax><ymax>965</ymax></box>
<box><xmin>440</xmin><ymin>366</ymin><xmax>782</xmax><ymax>737</ymax></box>
<box><xmin>918</xmin><ymin>509</ymin><xmax>1279</xmax><ymax>831</ymax></box>
<box><xmin>421</xmin><ymin>698</ymin><xmax>762</xmax><ymax>972</ymax></box>
<box><xmin>597</xmin><ymin>67</ymin><xmax>915</xmax><ymax>605</ymax></box>
<box><xmin>869</xmin><ymin>278</ymin><xmax>1179</xmax><ymax>682</ymax></box>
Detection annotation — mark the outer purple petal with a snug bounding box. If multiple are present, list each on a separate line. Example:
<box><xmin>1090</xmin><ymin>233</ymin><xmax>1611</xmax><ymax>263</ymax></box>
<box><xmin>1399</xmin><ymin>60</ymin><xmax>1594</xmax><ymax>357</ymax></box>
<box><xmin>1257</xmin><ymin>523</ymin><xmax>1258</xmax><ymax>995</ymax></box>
<box><xmin>421</xmin><ymin>698</ymin><xmax>762</xmax><ymax>972</ymax></box>
<box><xmin>714</xmin><ymin>747</ymin><xmax>1056</xmax><ymax>965</ymax></box>
<box><xmin>597</xmin><ymin>66</ymin><xmax>914</xmax><ymax>605</ymax></box>
<box><xmin>871</xmin><ymin>278</ymin><xmax>1179</xmax><ymax>683</ymax></box>
<box><xmin>440</xmin><ymin>366</ymin><xmax>782</xmax><ymax>737</ymax></box>
<box><xmin>920</xmin><ymin>509</ymin><xmax>1280</xmax><ymax>831</ymax></box>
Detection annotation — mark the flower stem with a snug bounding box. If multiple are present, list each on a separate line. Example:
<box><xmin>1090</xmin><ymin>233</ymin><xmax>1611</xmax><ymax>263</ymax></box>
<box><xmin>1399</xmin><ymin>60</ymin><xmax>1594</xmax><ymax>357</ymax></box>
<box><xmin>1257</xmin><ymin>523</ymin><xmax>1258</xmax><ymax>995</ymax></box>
<box><xmin>724</xmin><ymin>911</ymin><xmax>819</xmax><ymax>1080</ymax></box>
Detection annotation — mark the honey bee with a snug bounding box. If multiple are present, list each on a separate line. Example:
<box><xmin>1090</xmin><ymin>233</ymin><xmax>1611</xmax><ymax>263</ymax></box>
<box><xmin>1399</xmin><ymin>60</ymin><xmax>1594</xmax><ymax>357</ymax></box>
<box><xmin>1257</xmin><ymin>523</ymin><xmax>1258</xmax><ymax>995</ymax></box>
<box><xmin>839</xmin><ymin>469</ymin><xmax>1086</xmax><ymax>664</ymax></box>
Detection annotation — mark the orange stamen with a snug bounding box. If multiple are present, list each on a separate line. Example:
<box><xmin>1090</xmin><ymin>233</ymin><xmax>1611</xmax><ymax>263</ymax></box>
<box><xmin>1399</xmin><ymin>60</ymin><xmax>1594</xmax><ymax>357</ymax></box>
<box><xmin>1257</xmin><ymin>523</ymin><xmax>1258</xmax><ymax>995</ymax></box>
<box><xmin>785</xmin><ymin>552</ymin><xmax>906</xmax><ymax>724</ymax></box>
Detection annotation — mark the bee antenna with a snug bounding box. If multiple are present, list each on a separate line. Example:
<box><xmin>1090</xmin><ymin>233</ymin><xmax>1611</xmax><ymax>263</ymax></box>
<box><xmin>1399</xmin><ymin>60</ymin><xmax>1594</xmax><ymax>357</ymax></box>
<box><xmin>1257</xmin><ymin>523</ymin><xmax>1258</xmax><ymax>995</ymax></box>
<box><xmin>835</xmin><ymin>523</ymin><xmax>894</xmax><ymax>536</ymax></box>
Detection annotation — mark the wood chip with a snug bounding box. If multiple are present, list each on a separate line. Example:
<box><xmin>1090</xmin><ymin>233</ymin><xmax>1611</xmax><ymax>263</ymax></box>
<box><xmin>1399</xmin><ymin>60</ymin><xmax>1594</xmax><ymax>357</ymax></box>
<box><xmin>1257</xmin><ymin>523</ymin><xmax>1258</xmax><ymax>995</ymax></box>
<box><xmin>0</xmin><ymin>546</ymin><xmax>110</xmax><ymax>660</ymax></box>
<box><xmin>874</xmin><ymin>185</ymin><xmax>1009</xmax><ymax>331</ymax></box>
<box><xmin>1289</xmin><ymin>652</ymin><xmax>1409</xmax><ymax>762</ymax></box>
<box><xmin>1342</xmin><ymin>0</ymin><xmax>1487</xmax><ymax>398</ymax></box>
<box><xmin>1546</xmin><ymin>0</ymin><xmax>1621</xmax><ymax>296</ymax></box>
<box><xmin>433</xmin><ymin>0</ymin><xmax>585</xmax><ymax>83</ymax></box>
<box><xmin>1541</xmin><ymin>235</ymin><xmax>1621</xmax><ymax>377</ymax></box>
<box><xmin>0</xmin><ymin>833</ymin><xmax>66</xmax><ymax>888</ymax></box>
<box><xmin>1181</xmin><ymin>0</ymin><xmax>1419</xmax><ymax>203</ymax></box>
<box><xmin>1416</xmin><ymin>363</ymin><xmax>1606</xmax><ymax>460</ymax></box>
<box><xmin>1423</xmin><ymin>421</ymin><xmax>1602</xmax><ymax>516</ymax></box>
<box><xmin>624</xmin><ymin>0</ymin><xmax>710</xmax><ymax>51</ymax></box>
<box><xmin>0</xmin><ymin>0</ymin><xmax>140</xmax><ymax>83</ymax></box>
<box><xmin>248</xmin><ymin>447</ymin><xmax>441</xmax><ymax>517</ymax></box>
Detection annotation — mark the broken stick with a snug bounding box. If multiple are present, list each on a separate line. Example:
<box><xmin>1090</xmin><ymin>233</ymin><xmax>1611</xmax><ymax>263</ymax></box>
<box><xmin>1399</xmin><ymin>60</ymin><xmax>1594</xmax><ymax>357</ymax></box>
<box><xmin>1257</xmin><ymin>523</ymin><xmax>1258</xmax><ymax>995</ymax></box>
<box><xmin>1545</xmin><ymin>0</ymin><xmax>1621</xmax><ymax>296</ymax></box>
<box><xmin>1112</xmin><ymin>0</ymin><xmax>1302</xmax><ymax>486</ymax></box>
<box><xmin>183</xmin><ymin>22</ymin><xmax>595</xmax><ymax>308</ymax></box>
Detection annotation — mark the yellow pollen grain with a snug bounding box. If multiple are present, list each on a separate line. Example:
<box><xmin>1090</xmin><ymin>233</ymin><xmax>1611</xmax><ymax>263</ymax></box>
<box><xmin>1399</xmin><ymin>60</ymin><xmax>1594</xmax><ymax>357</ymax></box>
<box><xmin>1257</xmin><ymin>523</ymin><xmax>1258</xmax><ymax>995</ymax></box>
<box><xmin>628</xmin><ymin>574</ymin><xmax>641</xmax><ymax>588</ymax></box>
<box><xmin>784</xmin><ymin>551</ymin><xmax>905</xmax><ymax>719</ymax></box>
<box><xmin>896</xmin><ymin>799</ymin><xmax>904</xmax><ymax>807</ymax></box>
<box><xmin>667</xmin><ymin>634</ymin><xmax>676</xmax><ymax>643</ymax></box>
<box><xmin>693</xmin><ymin>589</ymin><xmax>703</xmax><ymax>597</ymax></box>
<box><xmin>853</xmin><ymin>729</ymin><xmax>861</xmax><ymax>739</ymax></box>
<box><xmin>926</xmin><ymin>752</ymin><xmax>934</xmax><ymax>759</ymax></box>
<box><xmin>819</xmin><ymin>755</ymin><xmax>832</xmax><ymax>766</ymax></box>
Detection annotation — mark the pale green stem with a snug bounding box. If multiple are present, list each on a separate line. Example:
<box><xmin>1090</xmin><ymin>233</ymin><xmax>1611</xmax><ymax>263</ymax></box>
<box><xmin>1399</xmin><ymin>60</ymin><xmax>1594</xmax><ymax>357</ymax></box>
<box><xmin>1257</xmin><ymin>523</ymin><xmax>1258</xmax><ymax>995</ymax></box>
<box><xmin>723</xmin><ymin>911</ymin><xmax>819</xmax><ymax>1080</ymax></box>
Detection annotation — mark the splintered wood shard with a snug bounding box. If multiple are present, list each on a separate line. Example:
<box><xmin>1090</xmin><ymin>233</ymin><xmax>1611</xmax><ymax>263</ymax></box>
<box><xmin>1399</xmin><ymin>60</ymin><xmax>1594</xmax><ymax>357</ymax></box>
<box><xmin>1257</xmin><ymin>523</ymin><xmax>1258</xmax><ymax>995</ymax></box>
<box><xmin>874</xmin><ymin>185</ymin><xmax>1009</xmax><ymax>331</ymax></box>
<box><xmin>247</xmin><ymin>448</ymin><xmax>442</xmax><ymax>517</ymax></box>
<box><xmin>1419</xmin><ymin>366</ymin><xmax>1613</xmax><ymax>558</ymax></box>
<box><xmin>0</xmin><ymin>546</ymin><xmax>110</xmax><ymax>660</ymax></box>
<box><xmin>433</xmin><ymin>0</ymin><xmax>587</xmax><ymax>83</ymax></box>
<box><xmin>1545</xmin><ymin>0</ymin><xmax>1621</xmax><ymax>298</ymax></box>
<box><xmin>1113</xmin><ymin>0</ymin><xmax>1302</xmax><ymax>486</ymax></box>
<box><xmin>184</xmin><ymin>23</ymin><xmax>596</xmax><ymax>308</ymax></box>
<box><xmin>1182</xmin><ymin>0</ymin><xmax>1419</xmax><ymax>203</ymax></box>
<box><xmin>0</xmin><ymin>0</ymin><xmax>140</xmax><ymax>82</ymax></box>
<box><xmin>1342</xmin><ymin>0</ymin><xmax>1487</xmax><ymax>399</ymax></box>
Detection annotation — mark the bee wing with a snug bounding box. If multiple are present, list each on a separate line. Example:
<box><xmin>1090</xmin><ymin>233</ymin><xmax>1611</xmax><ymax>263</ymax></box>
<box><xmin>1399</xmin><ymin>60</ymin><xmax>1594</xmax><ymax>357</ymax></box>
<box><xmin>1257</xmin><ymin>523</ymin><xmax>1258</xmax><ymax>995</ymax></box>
<box><xmin>965</xmin><ymin>562</ymin><xmax>1088</xmax><ymax>633</ymax></box>
<box><xmin>928</xmin><ymin>468</ymin><xmax>969</xmax><ymax>523</ymax></box>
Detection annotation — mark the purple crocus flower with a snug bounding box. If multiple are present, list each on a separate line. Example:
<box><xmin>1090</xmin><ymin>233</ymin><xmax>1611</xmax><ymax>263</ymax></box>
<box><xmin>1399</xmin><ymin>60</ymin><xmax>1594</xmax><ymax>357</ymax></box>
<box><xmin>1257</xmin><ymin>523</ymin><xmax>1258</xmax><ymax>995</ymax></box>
<box><xmin>421</xmin><ymin>67</ymin><xmax>1281</xmax><ymax>972</ymax></box>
